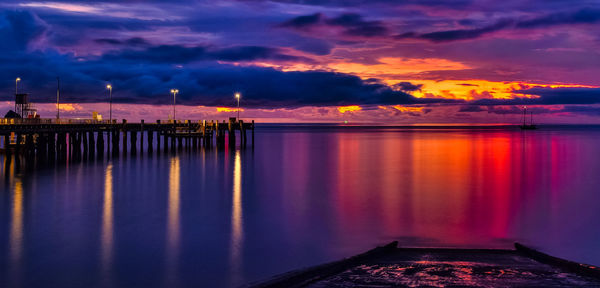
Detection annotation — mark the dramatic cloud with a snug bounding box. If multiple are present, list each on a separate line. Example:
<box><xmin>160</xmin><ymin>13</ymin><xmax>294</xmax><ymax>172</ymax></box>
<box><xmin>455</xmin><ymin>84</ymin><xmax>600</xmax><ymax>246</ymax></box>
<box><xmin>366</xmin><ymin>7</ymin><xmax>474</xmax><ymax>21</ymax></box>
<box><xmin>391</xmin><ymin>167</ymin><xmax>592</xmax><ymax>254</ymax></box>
<box><xmin>279</xmin><ymin>13</ymin><xmax>322</xmax><ymax>29</ymax></box>
<box><xmin>458</xmin><ymin>105</ymin><xmax>485</xmax><ymax>112</ymax></box>
<box><xmin>2</xmin><ymin>57</ymin><xmax>463</xmax><ymax>108</ymax></box>
<box><xmin>516</xmin><ymin>87</ymin><xmax>600</xmax><ymax>104</ymax></box>
<box><xmin>396</xmin><ymin>20</ymin><xmax>512</xmax><ymax>42</ymax></box>
<box><xmin>94</xmin><ymin>37</ymin><xmax>149</xmax><ymax>46</ymax></box>
<box><xmin>393</xmin><ymin>82</ymin><xmax>423</xmax><ymax>92</ymax></box>
<box><xmin>0</xmin><ymin>10</ymin><xmax>459</xmax><ymax>110</ymax></box>
<box><xmin>0</xmin><ymin>10</ymin><xmax>47</xmax><ymax>50</ymax></box>
<box><xmin>254</xmin><ymin>0</ymin><xmax>473</xmax><ymax>8</ymax></box>
<box><xmin>396</xmin><ymin>8</ymin><xmax>600</xmax><ymax>42</ymax></box>
<box><xmin>325</xmin><ymin>13</ymin><xmax>388</xmax><ymax>37</ymax></box>
<box><xmin>560</xmin><ymin>105</ymin><xmax>600</xmax><ymax>116</ymax></box>
<box><xmin>102</xmin><ymin>45</ymin><xmax>310</xmax><ymax>64</ymax></box>
<box><xmin>470</xmin><ymin>87</ymin><xmax>600</xmax><ymax>106</ymax></box>
<box><xmin>279</xmin><ymin>12</ymin><xmax>388</xmax><ymax>37</ymax></box>
<box><xmin>460</xmin><ymin>105</ymin><xmax>554</xmax><ymax>115</ymax></box>
<box><xmin>457</xmin><ymin>104</ymin><xmax>600</xmax><ymax>117</ymax></box>
<box><xmin>516</xmin><ymin>8</ymin><xmax>600</xmax><ymax>28</ymax></box>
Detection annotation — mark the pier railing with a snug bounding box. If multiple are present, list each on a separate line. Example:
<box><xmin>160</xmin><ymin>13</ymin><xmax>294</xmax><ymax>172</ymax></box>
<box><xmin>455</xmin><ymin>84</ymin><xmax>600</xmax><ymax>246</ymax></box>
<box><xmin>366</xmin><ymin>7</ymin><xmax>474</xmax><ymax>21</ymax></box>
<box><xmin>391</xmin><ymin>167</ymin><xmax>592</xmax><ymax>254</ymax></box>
<box><xmin>0</xmin><ymin>117</ymin><xmax>255</xmax><ymax>157</ymax></box>
<box><xmin>0</xmin><ymin>118</ymin><xmax>116</xmax><ymax>125</ymax></box>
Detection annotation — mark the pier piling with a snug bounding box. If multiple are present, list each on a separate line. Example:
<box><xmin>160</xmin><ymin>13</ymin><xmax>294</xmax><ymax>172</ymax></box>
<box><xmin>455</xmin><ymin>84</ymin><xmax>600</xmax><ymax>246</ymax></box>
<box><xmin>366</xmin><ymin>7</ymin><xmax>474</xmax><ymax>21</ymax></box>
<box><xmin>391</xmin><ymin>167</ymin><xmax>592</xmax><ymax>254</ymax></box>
<box><xmin>1</xmin><ymin>118</ymin><xmax>254</xmax><ymax>157</ymax></box>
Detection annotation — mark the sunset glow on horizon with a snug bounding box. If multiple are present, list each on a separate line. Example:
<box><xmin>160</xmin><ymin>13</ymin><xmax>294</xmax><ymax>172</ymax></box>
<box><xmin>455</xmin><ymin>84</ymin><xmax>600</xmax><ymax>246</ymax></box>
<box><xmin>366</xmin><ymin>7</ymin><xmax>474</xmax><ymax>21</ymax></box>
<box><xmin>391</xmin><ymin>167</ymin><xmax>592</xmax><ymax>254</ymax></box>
<box><xmin>1</xmin><ymin>1</ymin><xmax>600</xmax><ymax>123</ymax></box>
<box><xmin>4</xmin><ymin>3</ymin><xmax>600</xmax><ymax>285</ymax></box>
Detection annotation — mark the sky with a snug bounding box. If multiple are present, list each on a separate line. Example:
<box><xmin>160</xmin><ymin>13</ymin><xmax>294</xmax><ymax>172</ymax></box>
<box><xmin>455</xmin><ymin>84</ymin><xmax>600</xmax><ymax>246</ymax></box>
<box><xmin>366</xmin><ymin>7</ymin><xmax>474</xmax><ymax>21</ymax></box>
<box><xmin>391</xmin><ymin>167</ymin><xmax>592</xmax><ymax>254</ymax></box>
<box><xmin>1</xmin><ymin>0</ymin><xmax>600</xmax><ymax>123</ymax></box>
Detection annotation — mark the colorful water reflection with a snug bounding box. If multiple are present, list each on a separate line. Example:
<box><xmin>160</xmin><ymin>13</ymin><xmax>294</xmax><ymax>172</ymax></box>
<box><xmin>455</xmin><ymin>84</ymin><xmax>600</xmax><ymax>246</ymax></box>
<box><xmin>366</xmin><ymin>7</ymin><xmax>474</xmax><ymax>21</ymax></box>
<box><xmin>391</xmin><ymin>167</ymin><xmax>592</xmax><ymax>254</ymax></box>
<box><xmin>1</xmin><ymin>126</ymin><xmax>600</xmax><ymax>287</ymax></box>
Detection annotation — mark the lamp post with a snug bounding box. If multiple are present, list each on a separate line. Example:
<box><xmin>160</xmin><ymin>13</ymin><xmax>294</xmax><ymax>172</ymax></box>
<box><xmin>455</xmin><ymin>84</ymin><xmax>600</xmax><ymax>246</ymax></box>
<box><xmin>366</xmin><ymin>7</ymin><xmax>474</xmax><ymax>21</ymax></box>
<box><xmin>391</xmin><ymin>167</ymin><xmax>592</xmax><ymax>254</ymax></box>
<box><xmin>106</xmin><ymin>84</ymin><xmax>112</xmax><ymax>123</ymax></box>
<box><xmin>15</xmin><ymin>77</ymin><xmax>20</xmax><ymax>112</ymax></box>
<box><xmin>235</xmin><ymin>92</ymin><xmax>241</xmax><ymax>120</ymax></box>
<box><xmin>171</xmin><ymin>89</ymin><xmax>179</xmax><ymax>122</ymax></box>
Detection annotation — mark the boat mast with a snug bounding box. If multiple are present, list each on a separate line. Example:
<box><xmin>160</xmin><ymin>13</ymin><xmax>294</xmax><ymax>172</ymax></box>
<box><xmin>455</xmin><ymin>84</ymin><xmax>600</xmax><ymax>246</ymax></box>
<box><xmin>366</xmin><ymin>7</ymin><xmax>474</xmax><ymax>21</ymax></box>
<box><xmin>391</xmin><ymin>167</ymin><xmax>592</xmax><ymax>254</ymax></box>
<box><xmin>57</xmin><ymin>77</ymin><xmax>60</xmax><ymax>119</ymax></box>
<box><xmin>523</xmin><ymin>106</ymin><xmax>527</xmax><ymax>126</ymax></box>
<box><xmin>530</xmin><ymin>111</ymin><xmax>533</xmax><ymax>125</ymax></box>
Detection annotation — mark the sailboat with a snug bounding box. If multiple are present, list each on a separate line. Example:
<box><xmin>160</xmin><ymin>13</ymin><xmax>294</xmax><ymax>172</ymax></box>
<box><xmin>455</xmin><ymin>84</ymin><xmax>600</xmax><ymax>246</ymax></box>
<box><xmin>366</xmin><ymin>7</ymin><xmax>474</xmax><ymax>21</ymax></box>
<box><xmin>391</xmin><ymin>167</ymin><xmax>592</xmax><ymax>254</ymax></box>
<box><xmin>519</xmin><ymin>106</ymin><xmax>537</xmax><ymax>130</ymax></box>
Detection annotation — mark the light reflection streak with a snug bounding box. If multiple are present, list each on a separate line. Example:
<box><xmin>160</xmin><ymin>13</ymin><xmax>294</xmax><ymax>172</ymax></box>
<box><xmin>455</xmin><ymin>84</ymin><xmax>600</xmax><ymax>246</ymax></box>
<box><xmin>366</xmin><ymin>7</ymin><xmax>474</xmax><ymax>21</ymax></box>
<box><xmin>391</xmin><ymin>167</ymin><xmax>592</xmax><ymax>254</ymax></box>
<box><xmin>230</xmin><ymin>150</ymin><xmax>243</xmax><ymax>284</ymax></box>
<box><xmin>10</xmin><ymin>178</ymin><xmax>23</xmax><ymax>264</ymax></box>
<box><xmin>4</xmin><ymin>154</ymin><xmax>15</xmax><ymax>181</ymax></box>
<box><xmin>335</xmin><ymin>134</ymin><xmax>362</xmax><ymax>231</ymax></box>
<box><xmin>488</xmin><ymin>134</ymin><xmax>511</xmax><ymax>238</ymax></box>
<box><xmin>101</xmin><ymin>163</ymin><xmax>113</xmax><ymax>278</ymax></box>
<box><xmin>166</xmin><ymin>156</ymin><xmax>180</xmax><ymax>285</ymax></box>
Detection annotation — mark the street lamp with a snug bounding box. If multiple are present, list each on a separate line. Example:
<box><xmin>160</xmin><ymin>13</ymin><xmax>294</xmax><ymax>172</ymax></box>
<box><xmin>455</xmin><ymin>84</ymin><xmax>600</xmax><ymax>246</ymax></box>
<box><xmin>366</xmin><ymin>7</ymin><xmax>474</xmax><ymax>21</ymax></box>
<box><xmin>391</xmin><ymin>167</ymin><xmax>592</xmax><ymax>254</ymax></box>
<box><xmin>171</xmin><ymin>89</ymin><xmax>179</xmax><ymax>122</ymax></box>
<box><xmin>15</xmin><ymin>77</ymin><xmax>20</xmax><ymax>94</ymax></box>
<box><xmin>106</xmin><ymin>84</ymin><xmax>112</xmax><ymax>123</ymax></box>
<box><xmin>235</xmin><ymin>92</ymin><xmax>241</xmax><ymax>120</ymax></box>
<box><xmin>15</xmin><ymin>77</ymin><xmax>21</xmax><ymax>112</ymax></box>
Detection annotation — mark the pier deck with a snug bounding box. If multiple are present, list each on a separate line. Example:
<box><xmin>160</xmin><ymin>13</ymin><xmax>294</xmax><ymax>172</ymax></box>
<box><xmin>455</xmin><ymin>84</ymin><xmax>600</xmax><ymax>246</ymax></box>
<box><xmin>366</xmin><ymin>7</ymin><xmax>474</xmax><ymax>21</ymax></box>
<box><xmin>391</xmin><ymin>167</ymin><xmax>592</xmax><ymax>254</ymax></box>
<box><xmin>0</xmin><ymin>117</ymin><xmax>254</xmax><ymax>157</ymax></box>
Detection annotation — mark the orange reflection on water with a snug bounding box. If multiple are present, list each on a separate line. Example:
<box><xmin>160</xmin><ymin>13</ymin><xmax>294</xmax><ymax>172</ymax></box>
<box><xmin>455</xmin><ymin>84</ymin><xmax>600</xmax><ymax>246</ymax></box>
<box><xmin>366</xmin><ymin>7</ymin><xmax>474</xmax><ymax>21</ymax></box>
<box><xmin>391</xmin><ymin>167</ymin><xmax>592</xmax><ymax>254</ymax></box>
<box><xmin>335</xmin><ymin>132</ymin><xmax>363</xmax><ymax>232</ymax></box>
<box><xmin>409</xmin><ymin>133</ymin><xmax>473</xmax><ymax>242</ymax></box>
<box><xmin>168</xmin><ymin>156</ymin><xmax>180</xmax><ymax>248</ymax></box>
<box><xmin>486</xmin><ymin>133</ymin><xmax>511</xmax><ymax>238</ymax></box>
<box><xmin>230</xmin><ymin>150</ymin><xmax>243</xmax><ymax>284</ymax></box>
<box><xmin>101</xmin><ymin>163</ymin><xmax>113</xmax><ymax>273</ymax></box>
<box><xmin>329</xmin><ymin>130</ymin><xmax>524</xmax><ymax>247</ymax></box>
<box><xmin>379</xmin><ymin>132</ymin><xmax>414</xmax><ymax>236</ymax></box>
<box><xmin>166</xmin><ymin>156</ymin><xmax>181</xmax><ymax>285</ymax></box>
<box><xmin>10</xmin><ymin>178</ymin><xmax>23</xmax><ymax>263</ymax></box>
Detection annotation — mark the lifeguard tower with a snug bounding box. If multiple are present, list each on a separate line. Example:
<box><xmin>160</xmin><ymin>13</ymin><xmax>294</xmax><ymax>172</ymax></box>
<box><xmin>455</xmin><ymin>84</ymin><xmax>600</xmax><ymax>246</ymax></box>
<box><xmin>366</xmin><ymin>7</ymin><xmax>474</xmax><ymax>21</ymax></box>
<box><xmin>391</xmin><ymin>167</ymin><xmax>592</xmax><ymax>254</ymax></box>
<box><xmin>15</xmin><ymin>93</ymin><xmax>37</xmax><ymax>118</ymax></box>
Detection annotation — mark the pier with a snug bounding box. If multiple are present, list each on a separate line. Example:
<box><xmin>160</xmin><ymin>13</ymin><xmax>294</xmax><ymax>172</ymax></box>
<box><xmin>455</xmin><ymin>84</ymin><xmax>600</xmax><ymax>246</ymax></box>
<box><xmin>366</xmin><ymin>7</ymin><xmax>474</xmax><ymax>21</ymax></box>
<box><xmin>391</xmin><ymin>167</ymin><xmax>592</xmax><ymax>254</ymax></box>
<box><xmin>0</xmin><ymin>117</ymin><xmax>254</xmax><ymax>158</ymax></box>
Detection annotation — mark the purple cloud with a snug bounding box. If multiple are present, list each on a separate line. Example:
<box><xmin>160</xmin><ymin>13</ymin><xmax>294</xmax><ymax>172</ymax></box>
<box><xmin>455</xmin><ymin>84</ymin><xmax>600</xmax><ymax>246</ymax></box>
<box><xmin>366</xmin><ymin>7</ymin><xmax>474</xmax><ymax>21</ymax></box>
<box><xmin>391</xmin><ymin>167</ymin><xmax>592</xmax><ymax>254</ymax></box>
<box><xmin>279</xmin><ymin>12</ymin><xmax>388</xmax><ymax>37</ymax></box>
<box><xmin>393</xmin><ymin>82</ymin><xmax>423</xmax><ymax>92</ymax></box>
<box><xmin>395</xmin><ymin>8</ymin><xmax>600</xmax><ymax>42</ymax></box>
<box><xmin>469</xmin><ymin>87</ymin><xmax>600</xmax><ymax>106</ymax></box>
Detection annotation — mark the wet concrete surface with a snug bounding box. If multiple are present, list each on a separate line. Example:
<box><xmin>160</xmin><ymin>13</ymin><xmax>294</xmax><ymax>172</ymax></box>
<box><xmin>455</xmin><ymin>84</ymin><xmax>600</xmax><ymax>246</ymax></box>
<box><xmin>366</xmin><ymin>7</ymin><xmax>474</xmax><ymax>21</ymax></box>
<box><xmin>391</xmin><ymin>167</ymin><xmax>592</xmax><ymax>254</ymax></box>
<box><xmin>309</xmin><ymin>249</ymin><xmax>600</xmax><ymax>287</ymax></box>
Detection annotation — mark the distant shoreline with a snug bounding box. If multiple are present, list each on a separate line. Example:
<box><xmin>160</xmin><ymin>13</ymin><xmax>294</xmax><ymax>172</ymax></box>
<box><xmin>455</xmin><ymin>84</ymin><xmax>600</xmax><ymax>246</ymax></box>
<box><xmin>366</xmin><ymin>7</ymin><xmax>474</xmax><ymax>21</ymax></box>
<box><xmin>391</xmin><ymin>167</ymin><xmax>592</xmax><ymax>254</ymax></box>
<box><xmin>255</xmin><ymin>123</ymin><xmax>600</xmax><ymax>129</ymax></box>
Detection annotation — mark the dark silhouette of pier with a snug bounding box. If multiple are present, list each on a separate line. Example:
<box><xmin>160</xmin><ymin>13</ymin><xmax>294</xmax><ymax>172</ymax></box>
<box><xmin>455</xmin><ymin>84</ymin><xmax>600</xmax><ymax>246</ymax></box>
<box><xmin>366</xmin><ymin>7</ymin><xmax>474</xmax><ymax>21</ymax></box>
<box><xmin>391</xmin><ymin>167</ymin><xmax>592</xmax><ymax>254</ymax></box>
<box><xmin>0</xmin><ymin>118</ymin><xmax>254</xmax><ymax>159</ymax></box>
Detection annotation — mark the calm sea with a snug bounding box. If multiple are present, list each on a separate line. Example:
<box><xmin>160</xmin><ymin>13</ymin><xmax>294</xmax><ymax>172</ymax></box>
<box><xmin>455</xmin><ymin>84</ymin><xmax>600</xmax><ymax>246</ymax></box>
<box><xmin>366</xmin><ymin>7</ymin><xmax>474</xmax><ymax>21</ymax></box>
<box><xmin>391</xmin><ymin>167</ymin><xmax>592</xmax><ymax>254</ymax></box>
<box><xmin>2</xmin><ymin>125</ymin><xmax>600</xmax><ymax>287</ymax></box>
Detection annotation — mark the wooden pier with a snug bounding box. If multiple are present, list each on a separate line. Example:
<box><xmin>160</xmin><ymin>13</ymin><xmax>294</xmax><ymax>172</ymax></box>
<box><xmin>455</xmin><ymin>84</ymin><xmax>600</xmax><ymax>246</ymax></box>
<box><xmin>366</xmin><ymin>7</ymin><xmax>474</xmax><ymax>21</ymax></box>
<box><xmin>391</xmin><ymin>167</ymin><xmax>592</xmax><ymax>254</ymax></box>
<box><xmin>0</xmin><ymin>117</ymin><xmax>254</xmax><ymax>158</ymax></box>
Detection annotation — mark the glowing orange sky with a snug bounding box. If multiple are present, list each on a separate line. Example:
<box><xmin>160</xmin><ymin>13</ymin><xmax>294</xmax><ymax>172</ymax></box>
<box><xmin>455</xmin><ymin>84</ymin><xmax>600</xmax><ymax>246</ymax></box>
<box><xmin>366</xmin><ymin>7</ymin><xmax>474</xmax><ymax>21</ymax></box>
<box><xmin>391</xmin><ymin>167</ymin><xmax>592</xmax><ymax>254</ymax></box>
<box><xmin>3</xmin><ymin>1</ymin><xmax>600</xmax><ymax>123</ymax></box>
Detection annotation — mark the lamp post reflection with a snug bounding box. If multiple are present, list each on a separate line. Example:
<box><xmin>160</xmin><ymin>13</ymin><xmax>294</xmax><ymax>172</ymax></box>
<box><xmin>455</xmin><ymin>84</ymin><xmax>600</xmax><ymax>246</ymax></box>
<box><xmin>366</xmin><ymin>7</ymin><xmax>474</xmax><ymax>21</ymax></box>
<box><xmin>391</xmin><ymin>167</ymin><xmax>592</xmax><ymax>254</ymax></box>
<box><xmin>230</xmin><ymin>150</ymin><xmax>243</xmax><ymax>285</ymax></box>
<box><xmin>235</xmin><ymin>92</ymin><xmax>241</xmax><ymax>120</ymax></box>
<box><xmin>10</xmin><ymin>178</ymin><xmax>23</xmax><ymax>264</ymax></box>
<box><xmin>101</xmin><ymin>163</ymin><xmax>114</xmax><ymax>281</ymax></box>
<box><xmin>167</xmin><ymin>156</ymin><xmax>180</xmax><ymax>285</ymax></box>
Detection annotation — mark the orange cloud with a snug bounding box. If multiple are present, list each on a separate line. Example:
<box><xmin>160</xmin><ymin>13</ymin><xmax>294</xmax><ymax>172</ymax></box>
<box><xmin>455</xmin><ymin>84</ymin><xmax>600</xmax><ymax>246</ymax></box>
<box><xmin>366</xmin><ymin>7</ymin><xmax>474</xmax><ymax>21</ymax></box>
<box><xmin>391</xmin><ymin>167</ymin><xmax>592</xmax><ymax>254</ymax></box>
<box><xmin>393</xmin><ymin>106</ymin><xmax>424</xmax><ymax>113</ymax></box>
<box><xmin>56</xmin><ymin>103</ymin><xmax>83</xmax><ymax>111</ymax></box>
<box><xmin>327</xmin><ymin>57</ymin><xmax>469</xmax><ymax>79</ymax></box>
<box><xmin>387</xmin><ymin>80</ymin><xmax>599</xmax><ymax>101</ymax></box>
<box><xmin>216</xmin><ymin>107</ymin><xmax>244</xmax><ymax>112</ymax></box>
<box><xmin>239</xmin><ymin>57</ymin><xmax>470</xmax><ymax>78</ymax></box>
<box><xmin>237</xmin><ymin>56</ymin><xmax>600</xmax><ymax>104</ymax></box>
<box><xmin>338</xmin><ymin>105</ymin><xmax>362</xmax><ymax>113</ymax></box>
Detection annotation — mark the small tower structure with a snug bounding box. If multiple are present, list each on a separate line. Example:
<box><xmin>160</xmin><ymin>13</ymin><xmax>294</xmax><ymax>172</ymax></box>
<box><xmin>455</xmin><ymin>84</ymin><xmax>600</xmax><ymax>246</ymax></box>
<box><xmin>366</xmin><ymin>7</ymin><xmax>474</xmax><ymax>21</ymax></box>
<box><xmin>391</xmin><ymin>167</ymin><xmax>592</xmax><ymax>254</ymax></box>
<box><xmin>15</xmin><ymin>93</ymin><xmax>37</xmax><ymax>118</ymax></box>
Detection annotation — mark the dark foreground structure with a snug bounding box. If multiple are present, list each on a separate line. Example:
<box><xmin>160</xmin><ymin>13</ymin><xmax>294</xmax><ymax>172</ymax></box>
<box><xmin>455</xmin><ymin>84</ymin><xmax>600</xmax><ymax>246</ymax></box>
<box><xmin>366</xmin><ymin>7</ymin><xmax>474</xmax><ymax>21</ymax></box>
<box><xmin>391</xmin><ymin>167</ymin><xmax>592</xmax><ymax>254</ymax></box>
<box><xmin>253</xmin><ymin>242</ymin><xmax>600</xmax><ymax>287</ymax></box>
<box><xmin>0</xmin><ymin>118</ymin><xmax>254</xmax><ymax>158</ymax></box>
